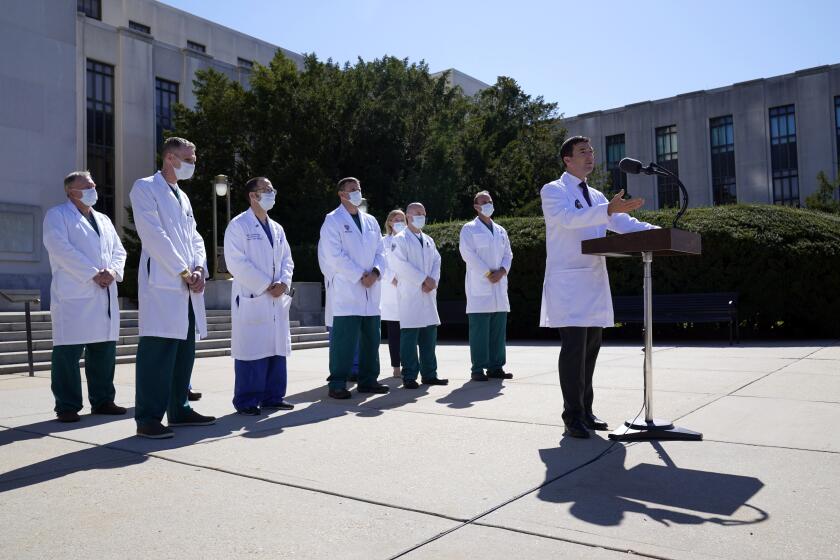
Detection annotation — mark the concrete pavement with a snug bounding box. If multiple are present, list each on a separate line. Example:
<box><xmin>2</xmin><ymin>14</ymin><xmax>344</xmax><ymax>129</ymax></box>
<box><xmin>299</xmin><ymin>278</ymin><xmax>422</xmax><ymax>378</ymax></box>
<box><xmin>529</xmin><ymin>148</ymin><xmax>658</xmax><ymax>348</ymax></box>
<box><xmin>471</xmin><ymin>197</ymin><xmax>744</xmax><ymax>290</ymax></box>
<box><xmin>1</xmin><ymin>340</ymin><xmax>839</xmax><ymax>559</ymax></box>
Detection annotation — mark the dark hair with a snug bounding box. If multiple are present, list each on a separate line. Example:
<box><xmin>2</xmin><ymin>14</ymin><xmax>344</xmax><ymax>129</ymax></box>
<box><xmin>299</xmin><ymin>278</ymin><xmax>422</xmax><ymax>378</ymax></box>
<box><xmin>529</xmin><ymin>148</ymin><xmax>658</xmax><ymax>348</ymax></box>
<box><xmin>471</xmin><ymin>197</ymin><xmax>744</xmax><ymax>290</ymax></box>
<box><xmin>245</xmin><ymin>177</ymin><xmax>269</xmax><ymax>200</ymax></box>
<box><xmin>337</xmin><ymin>177</ymin><xmax>360</xmax><ymax>191</ymax></box>
<box><xmin>161</xmin><ymin>136</ymin><xmax>196</xmax><ymax>157</ymax></box>
<box><xmin>560</xmin><ymin>136</ymin><xmax>591</xmax><ymax>161</ymax></box>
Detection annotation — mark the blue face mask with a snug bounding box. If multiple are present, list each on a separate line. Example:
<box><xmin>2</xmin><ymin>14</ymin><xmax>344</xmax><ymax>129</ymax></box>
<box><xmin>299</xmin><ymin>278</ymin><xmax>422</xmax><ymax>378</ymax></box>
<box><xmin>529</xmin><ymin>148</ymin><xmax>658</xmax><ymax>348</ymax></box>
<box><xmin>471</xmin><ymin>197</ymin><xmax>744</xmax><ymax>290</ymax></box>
<box><xmin>411</xmin><ymin>215</ymin><xmax>426</xmax><ymax>230</ymax></box>
<box><xmin>258</xmin><ymin>192</ymin><xmax>275</xmax><ymax>211</ymax></box>
<box><xmin>392</xmin><ymin>222</ymin><xmax>406</xmax><ymax>234</ymax></box>
<box><xmin>79</xmin><ymin>189</ymin><xmax>98</xmax><ymax>207</ymax></box>
<box><xmin>348</xmin><ymin>191</ymin><xmax>363</xmax><ymax>207</ymax></box>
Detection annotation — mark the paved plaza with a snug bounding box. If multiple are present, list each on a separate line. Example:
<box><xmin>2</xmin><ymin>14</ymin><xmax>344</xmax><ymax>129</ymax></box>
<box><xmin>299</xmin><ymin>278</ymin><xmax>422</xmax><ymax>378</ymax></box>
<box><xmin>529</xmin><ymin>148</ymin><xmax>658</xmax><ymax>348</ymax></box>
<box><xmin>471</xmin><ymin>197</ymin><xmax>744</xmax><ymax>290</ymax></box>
<box><xmin>1</xmin><ymin>340</ymin><xmax>839</xmax><ymax>559</ymax></box>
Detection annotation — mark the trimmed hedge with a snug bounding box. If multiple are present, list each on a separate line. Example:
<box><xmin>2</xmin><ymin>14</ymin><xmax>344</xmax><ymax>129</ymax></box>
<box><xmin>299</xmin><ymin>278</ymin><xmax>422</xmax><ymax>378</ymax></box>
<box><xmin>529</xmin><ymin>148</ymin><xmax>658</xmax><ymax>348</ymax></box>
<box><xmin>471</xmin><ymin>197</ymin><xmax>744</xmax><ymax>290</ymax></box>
<box><xmin>290</xmin><ymin>205</ymin><xmax>840</xmax><ymax>338</ymax></box>
<box><xmin>420</xmin><ymin>205</ymin><xmax>840</xmax><ymax>338</ymax></box>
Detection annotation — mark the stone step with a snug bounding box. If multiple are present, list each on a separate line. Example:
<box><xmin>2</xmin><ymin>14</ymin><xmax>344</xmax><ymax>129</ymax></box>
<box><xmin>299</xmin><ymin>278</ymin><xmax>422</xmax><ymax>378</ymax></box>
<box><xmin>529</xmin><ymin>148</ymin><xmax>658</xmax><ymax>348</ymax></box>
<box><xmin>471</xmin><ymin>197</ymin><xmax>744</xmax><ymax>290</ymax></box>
<box><xmin>0</xmin><ymin>325</ymin><xmax>319</xmax><ymax>346</ymax></box>
<box><xmin>0</xmin><ymin>339</ymin><xmax>330</xmax><ymax>375</ymax></box>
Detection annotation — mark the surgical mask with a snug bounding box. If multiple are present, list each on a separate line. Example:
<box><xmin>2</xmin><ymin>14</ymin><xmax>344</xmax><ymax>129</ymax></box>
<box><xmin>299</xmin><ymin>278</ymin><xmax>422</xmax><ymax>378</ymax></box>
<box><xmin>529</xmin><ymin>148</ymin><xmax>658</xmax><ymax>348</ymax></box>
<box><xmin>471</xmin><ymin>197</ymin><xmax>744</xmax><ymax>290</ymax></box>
<box><xmin>173</xmin><ymin>158</ymin><xmax>195</xmax><ymax>181</ymax></box>
<box><xmin>79</xmin><ymin>189</ymin><xmax>98</xmax><ymax>207</ymax></box>
<box><xmin>392</xmin><ymin>222</ymin><xmax>406</xmax><ymax>234</ymax></box>
<box><xmin>411</xmin><ymin>215</ymin><xmax>426</xmax><ymax>230</ymax></box>
<box><xmin>348</xmin><ymin>190</ymin><xmax>363</xmax><ymax>207</ymax></box>
<box><xmin>258</xmin><ymin>192</ymin><xmax>275</xmax><ymax>211</ymax></box>
<box><xmin>480</xmin><ymin>203</ymin><xmax>494</xmax><ymax>218</ymax></box>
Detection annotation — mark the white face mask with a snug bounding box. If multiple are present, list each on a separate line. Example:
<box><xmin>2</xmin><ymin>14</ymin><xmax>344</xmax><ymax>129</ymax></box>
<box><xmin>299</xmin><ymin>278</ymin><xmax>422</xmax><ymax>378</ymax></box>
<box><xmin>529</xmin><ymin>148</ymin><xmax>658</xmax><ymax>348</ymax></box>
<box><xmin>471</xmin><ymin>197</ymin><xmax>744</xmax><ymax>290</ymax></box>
<box><xmin>348</xmin><ymin>190</ymin><xmax>363</xmax><ymax>207</ymax></box>
<box><xmin>79</xmin><ymin>188</ymin><xmax>98</xmax><ymax>208</ymax></box>
<box><xmin>480</xmin><ymin>203</ymin><xmax>494</xmax><ymax>218</ymax></box>
<box><xmin>173</xmin><ymin>158</ymin><xmax>195</xmax><ymax>181</ymax></box>
<box><xmin>411</xmin><ymin>215</ymin><xmax>426</xmax><ymax>230</ymax></box>
<box><xmin>392</xmin><ymin>222</ymin><xmax>406</xmax><ymax>234</ymax></box>
<box><xmin>257</xmin><ymin>192</ymin><xmax>275</xmax><ymax>211</ymax></box>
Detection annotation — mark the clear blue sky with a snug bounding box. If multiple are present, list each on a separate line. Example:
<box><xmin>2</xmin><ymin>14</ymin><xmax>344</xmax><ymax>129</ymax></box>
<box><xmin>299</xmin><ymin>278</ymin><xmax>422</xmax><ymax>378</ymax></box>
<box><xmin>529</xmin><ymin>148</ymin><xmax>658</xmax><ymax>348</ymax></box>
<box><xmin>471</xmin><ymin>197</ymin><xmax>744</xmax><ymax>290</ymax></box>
<box><xmin>160</xmin><ymin>0</ymin><xmax>838</xmax><ymax>117</ymax></box>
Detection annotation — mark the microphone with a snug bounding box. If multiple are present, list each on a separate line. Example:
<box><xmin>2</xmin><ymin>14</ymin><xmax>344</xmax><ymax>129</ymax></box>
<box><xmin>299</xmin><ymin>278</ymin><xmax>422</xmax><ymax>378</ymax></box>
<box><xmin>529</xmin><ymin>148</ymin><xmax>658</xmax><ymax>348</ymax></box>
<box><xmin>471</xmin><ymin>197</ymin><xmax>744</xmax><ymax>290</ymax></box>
<box><xmin>619</xmin><ymin>158</ymin><xmax>666</xmax><ymax>176</ymax></box>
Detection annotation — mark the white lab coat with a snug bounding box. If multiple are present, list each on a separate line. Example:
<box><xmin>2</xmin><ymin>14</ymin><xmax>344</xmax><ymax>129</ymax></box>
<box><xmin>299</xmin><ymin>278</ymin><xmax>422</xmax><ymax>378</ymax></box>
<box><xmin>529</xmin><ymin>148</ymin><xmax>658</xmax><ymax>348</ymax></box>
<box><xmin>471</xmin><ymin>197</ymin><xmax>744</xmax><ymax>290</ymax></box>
<box><xmin>390</xmin><ymin>229</ymin><xmax>441</xmax><ymax>329</ymax></box>
<box><xmin>459</xmin><ymin>217</ymin><xmax>513</xmax><ymax>314</ymax></box>
<box><xmin>224</xmin><ymin>209</ymin><xmax>294</xmax><ymax>361</ymax></box>
<box><xmin>43</xmin><ymin>201</ymin><xmax>126</xmax><ymax>346</ymax></box>
<box><xmin>379</xmin><ymin>233</ymin><xmax>400</xmax><ymax>321</ymax></box>
<box><xmin>539</xmin><ymin>172</ymin><xmax>658</xmax><ymax>328</ymax></box>
<box><xmin>129</xmin><ymin>171</ymin><xmax>208</xmax><ymax>340</ymax></box>
<box><xmin>317</xmin><ymin>205</ymin><xmax>386</xmax><ymax>319</ymax></box>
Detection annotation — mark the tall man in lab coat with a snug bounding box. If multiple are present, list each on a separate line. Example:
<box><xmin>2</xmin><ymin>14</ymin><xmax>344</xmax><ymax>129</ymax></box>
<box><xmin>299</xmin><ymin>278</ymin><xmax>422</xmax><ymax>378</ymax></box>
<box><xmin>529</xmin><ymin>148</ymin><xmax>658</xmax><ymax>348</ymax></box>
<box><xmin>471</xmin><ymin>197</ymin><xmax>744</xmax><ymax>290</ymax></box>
<box><xmin>540</xmin><ymin>136</ymin><xmax>657</xmax><ymax>439</ymax></box>
<box><xmin>390</xmin><ymin>203</ymin><xmax>449</xmax><ymax>389</ymax></box>
<box><xmin>129</xmin><ymin>137</ymin><xmax>215</xmax><ymax>439</ymax></box>
<box><xmin>43</xmin><ymin>171</ymin><xmax>127</xmax><ymax>423</ymax></box>
<box><xmin>317</xmin><ymin>177</ymin><xmax>390</xmax><ymax>399</ymax></box>
<box><xmin>224</xmin><ymin>177</ymin><xmax>295</xmax><ymax>415</ymax></box>
<box><xmin>459</xmin><ymin>191</ymin><xmax>514</xmax><ymax>382</ymax></box>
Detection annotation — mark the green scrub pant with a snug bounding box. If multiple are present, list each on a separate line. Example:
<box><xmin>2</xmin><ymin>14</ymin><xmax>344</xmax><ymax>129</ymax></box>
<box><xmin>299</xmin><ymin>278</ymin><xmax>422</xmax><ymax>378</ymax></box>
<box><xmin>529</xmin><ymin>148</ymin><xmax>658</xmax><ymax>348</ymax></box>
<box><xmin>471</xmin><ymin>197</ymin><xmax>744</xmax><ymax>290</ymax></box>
<box><xmin>400</xmin><ymin>325</ymin><xmax>439</xmax><ymax>381</ymax></box>
<box><xmin>50</xmin><ymin>341</ymin><xmax>117</xmax><ymax>413</ymax></box>
<box><xmin>468</xmin><ymin>312</ymin><xmax>508</xmax><ymax>374</ymax></box>
<box><xmin>134</xmin><ymin>301</ymin><xmax>195</xmax><ymax>427</ymax></box>
<box><xmin>329</xmin><ymin>315</ymin><xmax>381</xmax><ymax>390</ymax></box>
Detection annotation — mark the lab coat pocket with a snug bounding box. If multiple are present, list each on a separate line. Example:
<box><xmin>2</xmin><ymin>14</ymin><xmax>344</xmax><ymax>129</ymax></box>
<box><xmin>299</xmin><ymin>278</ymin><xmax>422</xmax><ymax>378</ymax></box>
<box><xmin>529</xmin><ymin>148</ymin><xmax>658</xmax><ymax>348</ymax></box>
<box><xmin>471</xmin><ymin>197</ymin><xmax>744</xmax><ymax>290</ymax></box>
<box><xmin>55</xmin><ymin>270</ymin><xmax>95</xmax><ymax>301</ymax></box>
<box><xmin>148</xmin><ymin>259</ymin><xmax>184</xmax><ymax>291</ymax></box>
<box><xmin>467</xmin><ymin>270</ymin><xmax>493</xmax><ymax>296</ymax></box>
<box><xmin>239</xmin><ymin>295</ymin><xmax>273</xmax><ymax>326</ymax></box>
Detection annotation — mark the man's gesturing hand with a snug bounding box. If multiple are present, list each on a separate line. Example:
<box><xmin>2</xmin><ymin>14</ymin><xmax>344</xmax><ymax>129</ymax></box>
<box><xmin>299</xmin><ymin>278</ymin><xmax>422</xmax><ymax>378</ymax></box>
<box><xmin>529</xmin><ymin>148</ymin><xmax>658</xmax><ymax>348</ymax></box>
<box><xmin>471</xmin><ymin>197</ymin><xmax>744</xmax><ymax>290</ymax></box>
<box><xmin>607</xmin><ymin>190</ymin><xmax>645</xmax><ymax>216</ymax></box>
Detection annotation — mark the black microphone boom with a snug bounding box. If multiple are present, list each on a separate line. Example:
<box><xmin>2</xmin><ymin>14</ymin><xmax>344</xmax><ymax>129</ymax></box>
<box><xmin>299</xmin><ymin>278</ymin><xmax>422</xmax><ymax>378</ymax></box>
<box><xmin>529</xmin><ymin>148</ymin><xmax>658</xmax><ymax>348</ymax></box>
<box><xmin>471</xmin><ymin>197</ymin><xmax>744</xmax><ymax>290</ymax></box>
<box><xmin>618</xmin><ymin>158</ymin><xmax>690</xmax><ymax>229</ymax></box>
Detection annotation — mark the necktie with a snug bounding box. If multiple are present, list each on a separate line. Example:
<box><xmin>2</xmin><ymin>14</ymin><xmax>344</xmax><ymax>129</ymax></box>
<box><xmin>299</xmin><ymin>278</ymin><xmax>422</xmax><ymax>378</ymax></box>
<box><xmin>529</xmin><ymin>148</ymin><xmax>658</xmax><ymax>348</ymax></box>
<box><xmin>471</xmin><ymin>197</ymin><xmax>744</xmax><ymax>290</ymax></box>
<box><xmin>579</xmin><ymin>181</ymin><xmax>592</xmax><ymax>207</ymax></box>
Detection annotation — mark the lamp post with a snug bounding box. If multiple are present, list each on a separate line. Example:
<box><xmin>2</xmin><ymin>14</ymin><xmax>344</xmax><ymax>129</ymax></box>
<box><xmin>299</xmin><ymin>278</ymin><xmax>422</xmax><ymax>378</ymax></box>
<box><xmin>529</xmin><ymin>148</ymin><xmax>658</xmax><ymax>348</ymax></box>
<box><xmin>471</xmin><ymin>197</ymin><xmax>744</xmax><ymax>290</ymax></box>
<box><xmin>211</xmin><ymin>174</ymin><xmax>232</xmax><ymax>278</ymax></box>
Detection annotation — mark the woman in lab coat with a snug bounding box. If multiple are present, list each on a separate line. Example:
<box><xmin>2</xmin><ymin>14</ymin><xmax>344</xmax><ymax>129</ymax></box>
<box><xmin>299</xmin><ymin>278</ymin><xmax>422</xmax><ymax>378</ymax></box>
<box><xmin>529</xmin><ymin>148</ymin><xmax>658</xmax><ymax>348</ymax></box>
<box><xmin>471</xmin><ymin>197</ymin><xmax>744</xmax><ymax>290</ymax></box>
<box><xmin>43</xmin><ymin>171</ymin><xmax>127</xmax><ymax>422</ymax></box>
<box><xmin>224</xmin><ymin>177</ymin><xmax>295</xmax><ymax>415</ymax></box>
<box><xmin>380</xmin><ymin>209</ymin><xmax>406</xmax><ymax>378</ymax></box>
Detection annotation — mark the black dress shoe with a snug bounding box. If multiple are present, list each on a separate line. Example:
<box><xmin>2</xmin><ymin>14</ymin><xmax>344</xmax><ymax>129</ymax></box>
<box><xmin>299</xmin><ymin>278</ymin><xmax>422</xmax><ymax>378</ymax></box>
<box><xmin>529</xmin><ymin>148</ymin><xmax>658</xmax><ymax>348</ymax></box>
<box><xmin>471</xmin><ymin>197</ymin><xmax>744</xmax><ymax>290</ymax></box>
<box><xmin>236</xmin><ymin>406</ymin><xmax>261</xmax><ymax>416</ymax></box>
<box><xmin>486</xmin><ymin>370</ymin><xmax>513</xmax><ymax>379</ymax></box>
<box><xmin>422</xmin><ymin>377</ymin><xmax>449</xmax><ymax>386</ymax></box>
<box><xmin>136</xmin><ymin>422</ymin><xmax>174</xmax><ymax>439</ymax></box>
<box><xmin>56</xmin><ymin>410</ymin><xmax>80</xmax><ymax>423</ymax></box>
<box><xmin>262</xmin><ymin>400</ymin><xmax>294</xmax><ymax>410</ymax></box>
<box><xmin>563</xmin><ymin>419</ymin><xmax>591</xmax><ymax>439</ymax></box>
<box><xmin>471</xmin><ymin>372</ymin><xmax>489</xmax><ymax>381</ymax></box>
<box><xmin>329</xmin><ymin>388</ymin><xmax>352</xmax><ymax>399</ymax></box>
<box><xmin>91</xmin><ymin>402</ymin><xmax>127</xmax><ymax>415</ymax></box>
<box><xmin>357</xmin><ymin>384</ymin><xmax>389</xmax><ymax>394</ymax></box>
<box><xmin>402</xmin><ymin>379</ymin><xmax>420</xmax><ymax>389</ymax></box>
<box><xmin>168</xmin><ymin>409</ymin><xmax>216</xmax><ymax>426</ymax></box>
<box><xmin>583</xmin><ymin>413</ymin><xmax>609</xmax><ymax>431</ymax></box>
<box><xmin>188</xmin><ymin>390</ymin><xmax>202</xmax><ymax>401</ymax></box>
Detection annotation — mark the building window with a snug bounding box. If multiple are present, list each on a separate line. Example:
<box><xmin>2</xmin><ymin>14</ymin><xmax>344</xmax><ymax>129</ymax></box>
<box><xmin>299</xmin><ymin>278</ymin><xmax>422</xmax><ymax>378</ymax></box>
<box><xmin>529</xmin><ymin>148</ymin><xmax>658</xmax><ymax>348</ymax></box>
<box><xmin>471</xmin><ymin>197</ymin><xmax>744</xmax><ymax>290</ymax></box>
<box><xmin>769</xmin><ymin>105</ymin><xmax>799</xmax><ymax>206</ymax></box>
<box><xmin>709</xmin><ymin>115</ymin><xmax>737</xmax><ymax>205</ymax></box>
<box><xmin>237</xmin><ymin>57</ymin><xmax>254</xmax><ymax>69</ymax></box>
<box><xmin>655</xmin><ymin>125</ymin><xmax>679</xmax><ymax>208</ymax></box>
<box><xmin>77</xmin><ymin>0</ymin><xmax>101</xmax><ymax>20</ymax></box>
<box><xmin>86</xmin><ymin>60</ymin><xmax>115</xmax><ymax>219</ymax></box>
<box><xmin>129</xmin><ymin>20</ymin><xmax>151</xmax><ymax>34</ymax></box>
<box><xmin>605</xmin><ymin>134</ymin><xmax>627</xmax><ymax>194</ymax></box>
<box><xmin>186</xmin><ymin>40</ymin><xmax>206</xmax><ymax>54</ymax></box>
<box><xmin>155</xmin><ymin>79</ymin><xmax>179</xmax><ymax>149</ymax></box>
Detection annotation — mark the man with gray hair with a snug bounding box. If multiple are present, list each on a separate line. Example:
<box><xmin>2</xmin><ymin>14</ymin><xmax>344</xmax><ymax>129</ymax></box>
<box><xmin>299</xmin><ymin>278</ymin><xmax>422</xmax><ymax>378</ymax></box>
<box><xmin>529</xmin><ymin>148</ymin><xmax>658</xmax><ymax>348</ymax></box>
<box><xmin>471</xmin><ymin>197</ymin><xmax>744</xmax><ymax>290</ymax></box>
<box><xmin>129</xmin><ymin>136</ymin><xmax>215</xmax><ymax>439</ymax></box>
<box><xmin>42</xmin><ymin>171</ymin><xmax>127</xmax><ymax>422</ymax></box>
<box><xmin>389</xmin><ymin>202</ymin><xmax>448</xmax><ymax>388</ymax></box>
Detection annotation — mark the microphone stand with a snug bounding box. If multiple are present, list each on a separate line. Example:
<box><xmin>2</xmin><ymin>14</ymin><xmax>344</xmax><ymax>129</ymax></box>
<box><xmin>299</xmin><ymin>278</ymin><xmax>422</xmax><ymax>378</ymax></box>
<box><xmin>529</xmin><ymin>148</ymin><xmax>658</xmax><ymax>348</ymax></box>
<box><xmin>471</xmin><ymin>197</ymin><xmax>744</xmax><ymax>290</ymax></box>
<box><xmin>647</xmin><ymin>162</ymin><xmax>689</xmax><ymax>229</ymax></box>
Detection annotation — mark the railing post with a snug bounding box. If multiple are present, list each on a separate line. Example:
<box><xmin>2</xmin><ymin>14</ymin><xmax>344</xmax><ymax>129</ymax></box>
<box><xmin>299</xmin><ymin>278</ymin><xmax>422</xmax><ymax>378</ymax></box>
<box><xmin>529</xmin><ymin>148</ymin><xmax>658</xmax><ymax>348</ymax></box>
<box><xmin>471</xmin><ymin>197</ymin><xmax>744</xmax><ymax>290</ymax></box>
<box><xmin>25</xmin><ymin>300</ymin><xmax>35</xmax><ymax>377</ymax></box>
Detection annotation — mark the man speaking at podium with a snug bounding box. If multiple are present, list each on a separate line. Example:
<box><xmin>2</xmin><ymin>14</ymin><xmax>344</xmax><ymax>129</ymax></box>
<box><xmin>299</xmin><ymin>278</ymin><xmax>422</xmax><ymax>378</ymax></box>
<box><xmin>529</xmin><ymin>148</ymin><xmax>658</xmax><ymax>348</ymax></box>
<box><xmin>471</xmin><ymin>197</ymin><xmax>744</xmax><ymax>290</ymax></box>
<box><xmin>540</xmin><ymin>136</ymin><xmax>658</xmax><ymax>439</ymax></box>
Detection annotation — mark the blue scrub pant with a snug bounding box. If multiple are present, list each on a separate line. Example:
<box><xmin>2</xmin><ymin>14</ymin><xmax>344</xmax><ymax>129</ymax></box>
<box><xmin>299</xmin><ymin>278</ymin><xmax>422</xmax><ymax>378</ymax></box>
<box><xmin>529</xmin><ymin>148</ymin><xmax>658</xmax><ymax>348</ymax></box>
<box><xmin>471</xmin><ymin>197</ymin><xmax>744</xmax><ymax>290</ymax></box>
<box><xmin>233</xmin><ymin>355</ymin><xmax>288</xmax><ymax>410</ymax></box>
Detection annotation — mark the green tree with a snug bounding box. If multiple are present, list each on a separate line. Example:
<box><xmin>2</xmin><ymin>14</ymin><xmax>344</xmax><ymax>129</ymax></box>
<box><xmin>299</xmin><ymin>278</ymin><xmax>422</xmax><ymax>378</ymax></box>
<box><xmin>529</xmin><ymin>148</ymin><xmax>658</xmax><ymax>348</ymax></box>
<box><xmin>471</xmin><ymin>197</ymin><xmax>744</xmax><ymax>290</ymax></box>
<box><xmin>805</xmin><ymin>171</ymin><xmax>840</xmax><ymax>214</ymax></box>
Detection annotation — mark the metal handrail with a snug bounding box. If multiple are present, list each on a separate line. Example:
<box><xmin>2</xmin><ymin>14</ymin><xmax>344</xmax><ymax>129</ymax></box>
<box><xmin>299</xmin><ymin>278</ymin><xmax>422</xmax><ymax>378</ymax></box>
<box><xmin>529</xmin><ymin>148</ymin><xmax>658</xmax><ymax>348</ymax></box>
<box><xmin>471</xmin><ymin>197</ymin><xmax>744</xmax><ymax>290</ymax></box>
<box><xmin>0</xmin><ymin>290</ymin><xmax>41</xmax><ymax>377</ymax></box>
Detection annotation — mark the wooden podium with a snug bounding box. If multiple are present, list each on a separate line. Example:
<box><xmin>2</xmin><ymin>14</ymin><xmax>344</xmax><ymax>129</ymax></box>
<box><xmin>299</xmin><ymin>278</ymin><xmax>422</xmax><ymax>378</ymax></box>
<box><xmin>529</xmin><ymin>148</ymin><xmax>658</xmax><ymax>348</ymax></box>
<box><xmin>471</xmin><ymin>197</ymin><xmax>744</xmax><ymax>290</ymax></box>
<box><xmin>582</xmin><ymin>228</ymin><xmax>703</xmax><ymax>441</ymax></box>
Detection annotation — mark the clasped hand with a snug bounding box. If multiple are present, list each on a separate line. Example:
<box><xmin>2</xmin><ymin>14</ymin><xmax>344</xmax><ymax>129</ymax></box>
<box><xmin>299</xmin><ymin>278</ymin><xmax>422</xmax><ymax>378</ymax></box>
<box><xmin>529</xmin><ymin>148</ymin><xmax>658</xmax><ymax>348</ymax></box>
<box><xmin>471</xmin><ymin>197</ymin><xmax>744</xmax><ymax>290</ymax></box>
<box><xmin>421</xmin><ymin>276</ymin><xmax>437</xmax><ymax>293</ymax></box>
<box><xmin>183</xmin><ymin>270</ymin><xmax>205</xmax><ymax>293</ymax></box>
<box><xmin>93</xmin><ymin>269</ymin><xmax>115</xmax><ymax>289</ymax></box>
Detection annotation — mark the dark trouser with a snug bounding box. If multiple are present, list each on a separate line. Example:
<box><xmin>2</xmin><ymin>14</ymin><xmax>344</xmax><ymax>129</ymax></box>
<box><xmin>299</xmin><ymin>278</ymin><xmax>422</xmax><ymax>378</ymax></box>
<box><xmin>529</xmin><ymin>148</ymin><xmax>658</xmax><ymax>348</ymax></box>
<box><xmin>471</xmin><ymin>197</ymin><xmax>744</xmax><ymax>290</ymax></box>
<box><xmin>233</xmin><ymin>355</ymin><xmax>287</xmax><ymax>409</ymax></box>
<box><xmin>468</xmin><ymin>312</ymin><xmax>508</xmax><ymax>374</ymax></box>
<box><xmin>328</xmin><ymin>315</ymin><xmax>381</xmax><ymax>390</ymax></box>
<box><xmin>134</xmin><ymin>301</ymin><xmax>196</xmax><ymax>427</ymax></box>
<box><xmin>400</xmin><ymin>325</ymin><xmax>438</xmax><ymax>381</ymax></box>
<box><xmin>383</xmin><ymin>320</ymin><xmax>401</xmax><ymax>368</ymax></box>
<box><xmin>558</xmin><ymin>327</ymin><xmax>602</xmax><ymax>425</ymax></box>
<box><xmin>50</xmin><ymin>341</ymin><xmax>117</xmax><ymax>413</ymax></box>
